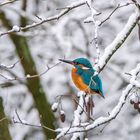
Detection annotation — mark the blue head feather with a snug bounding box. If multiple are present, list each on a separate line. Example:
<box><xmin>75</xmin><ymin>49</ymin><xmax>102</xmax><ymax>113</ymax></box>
<box><xmin>73</xmin><ymin>58</ymin><xmax>93</xmax><ymax>68</ymax></box>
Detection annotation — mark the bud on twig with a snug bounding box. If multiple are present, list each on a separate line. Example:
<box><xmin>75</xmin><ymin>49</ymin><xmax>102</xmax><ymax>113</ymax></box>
<box><xmin>130</xmin><ymin>100</ymin><xmax>134</xmax><ymax>104</ymax></box>
<box><xmin>60</xmin><ymin>110</ymin><xmax>66</xmax><ymax>123</ymax></box>
<box><xmin>51</xmin><ymin>102</ymin><xmax>59</xmax><ymax>112</ymax></box>
<box><xmin>134</xmin><ymin>102</ymin><xmax>139</xmax><ymax>109</ymax></box>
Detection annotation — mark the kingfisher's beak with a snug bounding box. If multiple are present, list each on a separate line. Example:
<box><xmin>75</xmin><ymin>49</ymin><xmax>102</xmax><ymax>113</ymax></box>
<box><xmin>59</xmin><ymin>59</ymin><xmax>74</xmax><ymax>65</ymax></box>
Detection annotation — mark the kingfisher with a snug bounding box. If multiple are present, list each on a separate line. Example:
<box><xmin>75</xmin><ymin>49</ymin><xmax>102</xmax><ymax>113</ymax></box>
<box><xmin>59</xmin><ymin>57</ymin><xmax>104</xmax><ymax>98</ymax></box>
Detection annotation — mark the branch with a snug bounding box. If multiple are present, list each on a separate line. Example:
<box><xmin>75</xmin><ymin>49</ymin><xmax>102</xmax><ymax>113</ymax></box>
<box><xmin>70</xmin><ymin>92</ymin><xmax>86</xmax><ymax>140</ymax></box>
<box><xmin>84</xmin><ymin>2</ymin><xmax>133</xmax><ymax>24</ymax></box>
<box><xmin>55</xmin><ymin>63</ymin><xmax>140</xmax><ymax>139</ymax></box>
<box><xmin>94</xmin><ymin>9</ymin><xmax>140</xmax><ymax>72</ymax></box>
<box><xmin>0</xmin><ymin>117</ymin><xmax>7</xmax><ymax>122</ymax></box>
<box><xmin>0</xmin><ymin>0</ymin><xmax>19</xmax><ymax>6</ymax></box>
<box><xmin>0</xmin><ymin>58</ymin><xmax>26</xmax><ymax>85</ymax></box>
<box><xmin>0</xmin><ymin>0</ymin><xmax>86</xmax><ymax>37</ymax></box>
<box><xmin>0</xmin><ymin>61</ymin><xmax>61</xmax><ymax>82</ymax></box>
<box><xmin>99</xmin><ymin>2</ymin><xmax>134</xmax><ymax>26</ymax></box>
<box><xmin>0</xmin><ymin>58</ymin><xmax>21</xmax><ymax>70</ymax></box>
<box><xmin>131</xmin><ymin>0</ymin><xmax>140</xmax><ymax>9</ymax></box>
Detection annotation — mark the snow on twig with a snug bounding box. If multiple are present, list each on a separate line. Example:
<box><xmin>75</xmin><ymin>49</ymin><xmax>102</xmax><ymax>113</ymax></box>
<box><xmin>129</xmin><ymin>63</ymin><xmax>140</xmax><ymax>88</ymax></box>
<box><xmin>85</xmin><ymin>0</ymin><xmax>101</xmax><ymax>72</ymax></box>
<box><xmin>93</xmin><ymin>21</ymin><xmax>101</xmax><ymax>71</ymax></box>
<box><xmin>72</xmin><ymin>91</ymin><xmax>85</xmax><ymax>126</ymax></box>
<box><xmin>71</xmin><ymin>92</ymin><xmax>85</xmax><ymax>140</ymax></box>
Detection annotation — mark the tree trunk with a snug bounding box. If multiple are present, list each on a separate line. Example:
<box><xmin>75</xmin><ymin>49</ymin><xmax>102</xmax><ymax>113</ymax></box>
<box><xmin>0</xmin><ymin>97</ymin><xmax>12</xmax><ymax>140</ymax></box>
<box><xmin>0</xmin><ymin>11</ymin><xmax>56</xmax><ymax>139</ymax></box>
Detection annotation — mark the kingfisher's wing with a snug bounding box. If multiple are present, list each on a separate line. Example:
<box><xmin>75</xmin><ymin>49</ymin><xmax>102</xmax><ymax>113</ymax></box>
<box><xmin>81</xmin><ymin>69</ymin><xmax>104</xmax><ymax>97</ymax></box>
<box><xmin>92</xmin><ymin>75</ymin><xmax>104</xmax><ymax>97</ymax></box>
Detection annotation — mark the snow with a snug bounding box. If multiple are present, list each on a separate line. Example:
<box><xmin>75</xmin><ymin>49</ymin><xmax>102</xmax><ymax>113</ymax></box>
<box><xmin>72</xmin><ymin>91</ymin><xmax>84</xmax><ymax>126</ymax></box>
<box><xmin>130</xmin><ymin>63</ymin><xmax>140</xmax><ymax>76</ymax></box>
<box><xmin>84</xmin><ymin>16</ymin><xmax>93</xmax><ymax>23</ymax></box>
<box><xmin>67</xmin><ymin>0</ymin><xmax>86</xmax><ymax>8</ymax></box>
<box><xmin>12</xmin><ymin>25</ymin><xmax>20</xmax><ymax>32</ymax></box>
<box><xmin>60</xmin><ymin>110</ymin><xmax>65</xmax><ymax>115</ymax></box>
<box><xmin>26</xmin><ymin>74</ymin><xmax>31</xmax><ymax>78</ymax></box>
<box><xmin>129</xmin><ymin>63</ymin><xmax>140</xmax><ymax>87</ymax></box>
<box><xmin>130</xmin><ymin>79</ymin><xmax>140</xmax><ymax>87</ymax></box>
<box><xmin>51</xmin><ymin>102</ymin><xmax>59</xmax><ymax>111</ymax></box>
<box><xmin>129</xmin><ymin>93</ymin><xmax>138</xmax><ymax>103</ymax></box>
<box><xmin>71</xmin><ymin>133</ymin><xmax>81</xmax><ymax>140</ymax></box>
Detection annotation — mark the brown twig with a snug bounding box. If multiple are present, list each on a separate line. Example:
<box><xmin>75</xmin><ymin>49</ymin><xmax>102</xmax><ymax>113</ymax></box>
<box><xmin>0</xmin><ymin>0</ymin><xmax>19</xmax><ymax>6</ymax></box>
<box><xmin>0</xmin><ymin>1</ymin><xmax>86</xmax><ymax>37</ymax></box>
<box><xmin>0</xmin><ymin>58</ymin><xmax>22</xmax><ymax>70</ymax></box>
<box><xmin>13</xmin><ymin>109</ymin><xmax>56</xmax><ymax>132</ymax></box>
<box><xmin>0</xmin><ymin>61</ymin><xmax>61</xmax><ymax>82</ymax></box>
<box><xmin>99</xmin><ymin>2</ymin><xmax>134</xmax><ymax>26</ymax></box>
<box><xmin>0</xmin><ymin>117</ymin><xmax>7</xmax><ymax>122</ymax></box>
<box><xmin>131</xmin><ymin>0</ymin><xmax>140</xmax><ymax>9</ymax></box>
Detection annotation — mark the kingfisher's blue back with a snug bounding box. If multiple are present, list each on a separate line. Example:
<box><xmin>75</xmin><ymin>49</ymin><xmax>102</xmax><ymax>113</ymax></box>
<box><xmin>75</xmin><ymin>65</ymin><xmax>104</xmax><ymax>97</ymax></box>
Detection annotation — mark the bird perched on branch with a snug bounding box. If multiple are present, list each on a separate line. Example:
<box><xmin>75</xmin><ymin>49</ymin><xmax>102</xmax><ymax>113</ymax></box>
<box><xmin>59</xmin><ymin>57</ymin><xmax>104</xmax><ymax>98</ymax></box>
<box><xmin>59</xmin><ymin>57</ymin><xmax>104</xmax><ymax>117</ymax></box>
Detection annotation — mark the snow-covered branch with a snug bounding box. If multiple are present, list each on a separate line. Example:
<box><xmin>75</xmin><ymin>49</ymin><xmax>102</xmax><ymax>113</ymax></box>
<box><xmin>70</xmin><ymin>92</ymin><xmax>85</xmax><ymax>140</ymax></box>
<box><xmin>94</xmin><ymin>9</ymin><xmax>140</xmax><ymax>72</ymax></box>
<box><xmin>55</xmin><ymin>63</ymin><xmax>140</xmax><ymax>139</ymax></box>
<box><xmin>0</xmin><ymin>0</ymin><xmax>86</xmax><ymax>37</ymax></box>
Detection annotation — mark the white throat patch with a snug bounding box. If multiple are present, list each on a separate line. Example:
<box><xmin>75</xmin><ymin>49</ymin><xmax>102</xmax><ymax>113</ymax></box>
<box><xmin>82</xmin><ymin>66</ymin><xmax>90</xmax><ymax>70</ymax></box>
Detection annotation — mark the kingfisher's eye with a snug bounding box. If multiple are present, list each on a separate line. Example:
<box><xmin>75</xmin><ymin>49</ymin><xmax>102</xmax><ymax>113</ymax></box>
<box><xmin>74</xmin><ymin>62</ymin><xmax>79</xmax><ymax>65</ymax></box>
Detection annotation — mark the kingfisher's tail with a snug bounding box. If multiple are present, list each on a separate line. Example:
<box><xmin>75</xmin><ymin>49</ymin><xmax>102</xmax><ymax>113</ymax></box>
<box><xmin>98</xmin><ymin>91</ymin><xmax>105</xmax><ymax>98</ymax></box>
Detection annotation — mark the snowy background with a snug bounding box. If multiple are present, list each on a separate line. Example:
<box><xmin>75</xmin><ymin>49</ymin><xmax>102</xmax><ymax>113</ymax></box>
<box><xmin>0</xmin><ymin>0</ymin><xmax>140</xmax><ymax>140</ymax></box>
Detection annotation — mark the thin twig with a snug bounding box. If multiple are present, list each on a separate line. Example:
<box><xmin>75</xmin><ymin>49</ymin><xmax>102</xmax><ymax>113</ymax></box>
<box><xmin>99</xmin><ymin>2</ymin><xmax>134</xmax><ymax>26</ymax></box>
<box><xmin>0</xmin><ymin>117</ymin><xmax>7</xmax><ymax>122</ymax></box>
<box><xmin>13</xmin><ymin>110</ymin><xmax>56</xmax><ymax>132</ymax></box>
<box><xmin>0</xmin><ymin>0</ymin><xmax>86</xmax><ymax>37</ymax></box>
<box><xmin>0</xmin><ymin>0</ymin><xmax>19</xmax><ymax>6</ymax></box>
<box><xmin>0</xmin><ymin>58</ymin><xmax>22</xmax><ymax>70</ymax></box>
<box><xmin>131</xmin><ymin>0</ymin><xmax>140</xmax><ymax>9</ymax></box>
<box><xmin>0</xmin><ymin>61</ymin><xmax>61</xmax><ymax>82</ymax></box>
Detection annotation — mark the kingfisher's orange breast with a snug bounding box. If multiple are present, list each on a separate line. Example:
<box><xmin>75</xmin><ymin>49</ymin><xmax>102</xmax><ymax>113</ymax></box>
<box><xmin>71</xmin><ymin>68</ymin><xmax>89</xmax><ymax>91</ymax></box>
